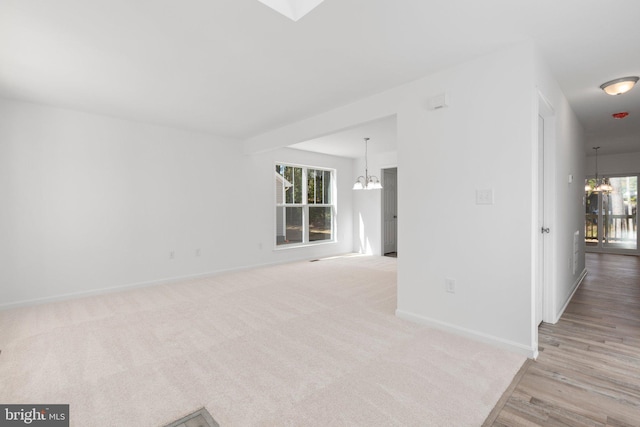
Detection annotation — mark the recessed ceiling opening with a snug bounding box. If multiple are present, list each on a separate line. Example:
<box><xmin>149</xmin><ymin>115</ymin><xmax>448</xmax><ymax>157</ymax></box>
<box><xmin>257</xmin><ymin>0</ymin><xmax>325</xmax><ymax>21</ymax></box>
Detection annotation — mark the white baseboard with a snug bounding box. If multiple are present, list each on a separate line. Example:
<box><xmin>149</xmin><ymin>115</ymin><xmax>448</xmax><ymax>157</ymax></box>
<box><xmin>550</xmin><ymin>267</ymin><xmax>587</xmax><ymax>324</ymax></box>
<box><xmin>395</xmin><ymin>309</ymin><xmax>537</xmax><ymax>359</ymax></box>
<box><xmin>0</xmin><ymin>252</ymin><xmax>357</xmax><ymax>311</ymax></box>
<box><xmin>0</xmin><ymin>271</ymin><xmax>214</xmax><ymax>311</ymax></box>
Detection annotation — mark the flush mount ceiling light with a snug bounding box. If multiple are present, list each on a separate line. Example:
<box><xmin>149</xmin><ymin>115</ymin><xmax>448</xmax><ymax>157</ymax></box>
<box><xmin>599</xmin><ymin>76</ymin><xmax>639</xmax><ymax>95</ymax></box>
<box><xmin>257</xmin><ymin>0</ymin><xmax>325</xmax><ymax>21</ymax></box>
<box><xmin>353</xmin><ymin>138</ymin><xmax>382</xmax><ymax>190</ymax></box>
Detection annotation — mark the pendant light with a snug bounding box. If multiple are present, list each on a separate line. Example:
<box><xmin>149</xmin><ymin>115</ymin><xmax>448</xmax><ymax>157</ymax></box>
<box><xmin>585</xmin><ymin>147</ymin><xmax>612</xmax><ymax>193</ymax></box>
<box><xmin>353</xmin><ymin>138</ymin><xmax>382</xmax><ymax>190</ymax></box>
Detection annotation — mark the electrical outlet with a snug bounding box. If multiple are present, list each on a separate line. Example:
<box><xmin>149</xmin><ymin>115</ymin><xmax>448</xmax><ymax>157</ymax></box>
<box><xmin>169</xmin><ymin>251</ymin><xmax>175</xmax><ymax>259</ymax></box>
<box><xmin>196</xmin><ymin>248</ymin><xmax>201</xmax><ymax>257</ymax></box>
<box><xmin>475</xmin><ymin>189</ymin><xmax>494</xmax><ymax>205</ymax></box>
<box><xmin>445</xmin><ymin>278</ymin><xmax>456</xmax><ymax>293</ymax></box>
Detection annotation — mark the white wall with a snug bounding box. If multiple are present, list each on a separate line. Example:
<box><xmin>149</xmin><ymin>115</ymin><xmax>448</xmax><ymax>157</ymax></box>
<box><xmin>243</xmin><ymin>43</ymin><xmax>588</xmax><ymax>357</ymax></box>
<box><xmin>2</xmin><ymin>42</ymin><xmax>587</xmax><ymax>357</ymax></box>
<box><xmin>534</xmin><ymin>51</ymin><xmax>587</xmax><ymax>323</ymax></box>
<box><xmin>245</xmin><ymin>43</ymin><xmax>541</xmax><ymax>356</ymax></box>
<box><xmin>245</xmin><ymin>147</ymin><xmax>355</xmax><ymax>265</ymax></box>
<box><xmin>352</xmin><ymin>150</ymin><xmax>397</xmax><ymax>255</ymax></box>
<box><xmin>0</xmin><ymin>99</ymin><xmax>248</xmax><ymax>307</ymax></box>
<box><xmin>0</xmin><ymin>99</ymin><xmax>354</xmax><ymax>308</ymax></box>
<box><xmin>397</xmin><ymin>46</ymin><xmax>537</xmax><ymax>355</ymax></box>
<box><xmin>588</xmin><ymin>151</ymin><xmax>640</xmax><ymax>176</ymax></box>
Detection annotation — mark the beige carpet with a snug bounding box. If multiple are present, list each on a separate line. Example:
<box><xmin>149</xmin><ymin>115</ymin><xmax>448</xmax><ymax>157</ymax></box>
<box><xmin>0</xmin><ymin>255</ymin><xmax>524</xmax><ymax>426</ymax></box>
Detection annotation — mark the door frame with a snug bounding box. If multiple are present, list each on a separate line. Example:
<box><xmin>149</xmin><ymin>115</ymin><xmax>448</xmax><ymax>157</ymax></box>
<box><xmin>536</xmin><ymin>114</ymin><xmax>545</xmax><ymax>326</ymax></box>
<box><xmin>585</xmin><ymin>173</ymin><xmax>640</xmax><ymax>254</ymax></box>
<box><xmin>534</xmin><ymin>90</ymin><xmax>556</xmax><ymax>353</ymax></box>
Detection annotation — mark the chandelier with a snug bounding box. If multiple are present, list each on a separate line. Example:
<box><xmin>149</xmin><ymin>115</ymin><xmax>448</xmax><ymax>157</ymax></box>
<box><xmin>353</xmin><ymin>138</ymin><xmax>382</xmax><ymax>190</ymax></box>
<box><xmin>585</xmin><ymin>147</ymin><xmax>612</xmax><ymax>193</ymax></box>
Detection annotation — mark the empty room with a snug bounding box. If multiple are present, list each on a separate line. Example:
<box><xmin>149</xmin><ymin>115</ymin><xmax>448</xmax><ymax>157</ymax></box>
<box><xmin>2</xmin><ymin>1</ymin><xmax>640</xmax><ymax>426</ymax></box>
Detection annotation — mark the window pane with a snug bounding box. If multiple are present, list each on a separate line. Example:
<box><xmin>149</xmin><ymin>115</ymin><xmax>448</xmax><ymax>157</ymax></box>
<box><xmin>603</xmin><ymin>176</ymin><xmax>637</xmax><ymax>250</ymax></box>
<box><xmin>585</xmin><ymin>176</ymin><xmax>637</xmax><ymax>250</ymax></box>
<box><xmin>316</xmin><ymin>171</ymin><xmax>323</xmax><ymax>203</ymax></box>
<box><xmin>276</xmin><ymin>207</ymin><xmax>303</xmax><ymax>245</ymax></box>
<box><xmin>585</xmin><ymin>183</ymin><xmax>598</xmax><ymax>247</ymax></box>
<box><xmin>307</xmin><ymin>169</ymin><xmax>316</xmax><ymax>204</ymax></box>
<box><xmin>323</xmin><ymin>170</ymin><xmax>331</xmax><ymax>204</ymax></box>
<box><xmin>307</xmin><ymin>169</ymin><xmax>331</xmax><ymax>205</ymax></box>
<box><xmin>276</xmin><ymin>165</ymin><xmax>302</xmax><ymax>204</ymax></box>
<box><xmin>309</xmin><ymin>207</ymin><xmax>332</xmax><ymax>242</ymax></box>
<box><xmin>293</xmin><ymin>167</ymin><xmax>302</xmax><ymax>203</ymax></box>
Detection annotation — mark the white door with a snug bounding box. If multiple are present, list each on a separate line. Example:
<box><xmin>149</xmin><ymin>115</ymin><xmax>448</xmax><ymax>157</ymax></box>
<box><xmin>537</xmin><ymin>115</ymin><xmax>545</xmax><ymax>325</ymax></box>
<box><xmin>382</xmin><ymin>168</ymin><xmax>398</xmax><ymax>255</ymax></box>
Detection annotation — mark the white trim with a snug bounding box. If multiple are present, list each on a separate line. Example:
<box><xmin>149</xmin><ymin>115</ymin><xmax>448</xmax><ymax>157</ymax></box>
<box><xmin>537</xmin><ymin>89</ymin><xmax>555</xmax><ymax>116</ymax></box>
<box><xmin>550</xmin><ymin>267</ymin><xmax>587</xmax><ymax>324</ymax></box>
<box><xmin>395</xmin><ymin>309</ymin><xmax>538</xmax><ymax>359</ymax></box>
<box><xmin>273</xmin><ymin>239</ymin><xmax>337</xmax><ymax>251</ymax></box>
<box><xmin>534</xmin><ymin>89</ymin><xmax>557</xmax><ymax>357</ymax></box>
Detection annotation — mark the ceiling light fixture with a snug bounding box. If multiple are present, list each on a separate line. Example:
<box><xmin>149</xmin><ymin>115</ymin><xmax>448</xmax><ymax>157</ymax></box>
<box><xmin>353</xmin><ymin>138</ymin><xmax>382</xmax><ymax>190</ymax></box>
<box><xmin>257</xmin><ymin>0</ymin><xmax>325</xmax><ymax>21</ymax></box>
<box><xmin>585</xmin><ymin>147</ymin><xmax>612</xmax><ymax>193</ymax></box>
<box><xmin>599</xmin><ymin>76</ymin><xmax>639</xmax><ymax>95</ymax></box>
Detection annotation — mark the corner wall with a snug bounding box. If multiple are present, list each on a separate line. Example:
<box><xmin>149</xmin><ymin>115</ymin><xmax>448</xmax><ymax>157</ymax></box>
<box><xmin>245</xmin><ymin>43</ymin><xmax>541</xmax><ymax>356</ymax></box>
<box><xmin>0</xmin><ymin>99</ymin><xmax>250</xmax><ymax>307</ymax></box>
<box><xmin>0</xmin><ymin>99</ymin><xmax>355</xmax><ymax>309</ymax></box>
<box><xmin>396</xmin><ymin>45</ymin><xmax>537</xmax><ymax>356</ymax></box>
<box><xmin>534</xmin><ymin>50</ymin><xmax>587</xmax><ymax>323</ymax></box>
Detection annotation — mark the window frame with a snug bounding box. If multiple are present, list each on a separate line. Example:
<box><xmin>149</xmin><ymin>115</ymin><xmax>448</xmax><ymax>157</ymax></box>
<box><xmin>275</xmin><ymin>162</ymin><xmax>336</xmax><ymax>249</ymax></box>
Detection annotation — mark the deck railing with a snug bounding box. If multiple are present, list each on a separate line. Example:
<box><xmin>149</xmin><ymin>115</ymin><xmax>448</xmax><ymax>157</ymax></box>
<box><xmin>585</xmin><ymin>213</ymin><xmax>637</xmax><ymax>243</ymax></box>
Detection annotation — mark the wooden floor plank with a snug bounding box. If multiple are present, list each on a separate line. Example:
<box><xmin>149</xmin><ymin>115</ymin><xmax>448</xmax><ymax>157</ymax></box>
<box><xmin>487</xmin><ymin>253</ymin><xmax>640</xmax><ymax>427</ymax></box>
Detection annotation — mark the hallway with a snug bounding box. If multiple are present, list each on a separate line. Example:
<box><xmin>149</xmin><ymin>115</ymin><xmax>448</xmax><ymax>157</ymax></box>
<box><xmin>486</xmin><ymin>253</ymin><xmax>640</xmax><ymax>426</ymax></box>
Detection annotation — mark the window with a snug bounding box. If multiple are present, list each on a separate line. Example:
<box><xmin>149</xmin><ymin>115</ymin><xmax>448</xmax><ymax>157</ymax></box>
<box><xmin>275</xmin><ymin>164</ymin><xmax>334</xmax><ymax>246</ymax></box>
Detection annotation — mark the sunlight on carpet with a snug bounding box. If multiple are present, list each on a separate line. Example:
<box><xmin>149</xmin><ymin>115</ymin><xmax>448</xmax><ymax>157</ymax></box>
<box><xmin>0</xmin><ymin>255</ymin><xmax>524</xmax><ymax>426</ymax></box>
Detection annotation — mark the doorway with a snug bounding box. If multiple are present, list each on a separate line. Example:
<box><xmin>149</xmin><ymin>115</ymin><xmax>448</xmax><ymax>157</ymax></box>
<box><xmin>537</xmin><ymin>91</ymin><xmax>555</xmax><ymax>329</ymax></box>
<box><xmin>382</xmin><ymin>167</ymin><xmax>398</xmax><ymax>257</ymax></box>
<box><xmin>537</xmin><ymin>115</ymin><xmax>546</xmax><ymax>326</ymax></box>
<box><xmin>585</xmin><ymin>175</ymin><xmax>638</xmax><ymax>251</ymax></box>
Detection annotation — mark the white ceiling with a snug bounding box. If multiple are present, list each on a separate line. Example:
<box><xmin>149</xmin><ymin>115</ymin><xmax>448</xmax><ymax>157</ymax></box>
<box><xmin>290</xmin><ymin>115</ymin><xmax>397</xmax><ymax>158</ymax></box>
<box><xmin>1</xmin><ymin>0</ymin><xmax>639</xmax><ymax>156</ymax></box>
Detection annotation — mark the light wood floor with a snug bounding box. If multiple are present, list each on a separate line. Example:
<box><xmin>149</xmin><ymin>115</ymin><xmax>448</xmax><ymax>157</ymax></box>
<box><xmin>485</xmin><ymin>253</ymin><xmax>640</xmax><ymax>427</ymax></box>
